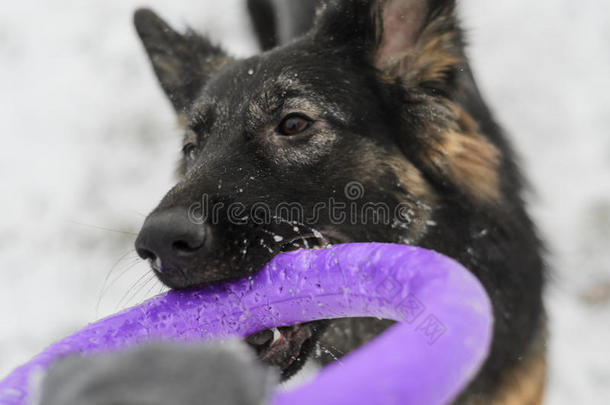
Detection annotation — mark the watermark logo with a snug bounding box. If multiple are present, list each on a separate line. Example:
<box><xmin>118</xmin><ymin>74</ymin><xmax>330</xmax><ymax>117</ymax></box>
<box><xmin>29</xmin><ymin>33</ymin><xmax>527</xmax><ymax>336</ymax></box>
<box><xmin>344</xmin><ymin>181</ymin><xmax>365</xmax><ymax>200</ymax></box>
<box><xmin>416</xmin><ymin>315</ymin><xmax>447</xmax><ymax>345</ymax></box>
<box><xmin>187</xmin><ymin>181</ymin><xmax>415</xmax><ymax>227</ymax></box>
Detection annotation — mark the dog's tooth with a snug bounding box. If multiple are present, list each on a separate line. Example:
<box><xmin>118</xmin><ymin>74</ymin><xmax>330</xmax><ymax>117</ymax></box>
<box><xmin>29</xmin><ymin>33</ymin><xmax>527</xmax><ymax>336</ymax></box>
<box><xmin>272</xmin><ymin>327</ymin><xmax>281</xmax><ymax>343</ymax></box>
<box><xmin>149</xmin><ymin>257</ymin><xmax>162</xmax><ymax>272</ymax></box>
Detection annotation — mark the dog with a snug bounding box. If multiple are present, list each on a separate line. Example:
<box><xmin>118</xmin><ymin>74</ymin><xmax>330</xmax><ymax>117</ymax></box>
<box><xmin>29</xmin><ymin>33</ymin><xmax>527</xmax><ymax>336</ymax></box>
<box><xmin>41</xmin><ymin>1</ymin><xmax>548</xmax><ymax>404</ymax></box>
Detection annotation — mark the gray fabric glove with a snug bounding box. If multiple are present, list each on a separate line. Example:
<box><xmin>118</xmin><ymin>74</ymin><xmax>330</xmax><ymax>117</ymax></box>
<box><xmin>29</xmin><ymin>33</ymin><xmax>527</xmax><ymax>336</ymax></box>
<box><xmin>36</xmin><ymin>341</ymin><xmax>277</xmax><ymax>405</ymax></box>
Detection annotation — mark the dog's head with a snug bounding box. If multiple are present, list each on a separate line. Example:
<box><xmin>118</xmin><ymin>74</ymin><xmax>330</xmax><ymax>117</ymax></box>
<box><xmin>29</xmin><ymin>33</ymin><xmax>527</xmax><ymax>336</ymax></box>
<box><xmin>133</xmin><ymin>0</ymin><xmax>503</xmax><ymax>378</ymax></box>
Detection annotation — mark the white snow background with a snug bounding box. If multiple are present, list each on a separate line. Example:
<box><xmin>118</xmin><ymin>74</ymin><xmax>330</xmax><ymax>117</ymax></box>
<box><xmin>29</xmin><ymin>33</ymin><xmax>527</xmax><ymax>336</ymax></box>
<box><xmin>0</xmin><ymin>0</ymin><xmax>608</xmax><ymax>402</ymax></box>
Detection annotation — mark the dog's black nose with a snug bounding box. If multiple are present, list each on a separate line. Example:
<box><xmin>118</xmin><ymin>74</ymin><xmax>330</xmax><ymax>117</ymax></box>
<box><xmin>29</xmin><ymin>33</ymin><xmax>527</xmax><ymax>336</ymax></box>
<box><xmin>135</xmin><ymin>208</ymin><xmax>207</xmax><ymax>276</ymax></box>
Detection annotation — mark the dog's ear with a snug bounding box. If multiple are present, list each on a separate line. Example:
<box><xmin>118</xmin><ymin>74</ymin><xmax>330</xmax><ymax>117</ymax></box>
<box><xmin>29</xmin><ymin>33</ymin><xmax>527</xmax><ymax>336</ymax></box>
<box><xmin>315</xmin><ymin>1</ymin><xmax>501</xmax><ymax>205</ymax></box>
<box><xmin>314</xmin><ymin>0</ymin><xmax>461</xmax><ymax>91</ymax></box>
<box><xmin>134</xmin><ymin>9</ymin><xmax>230</xmax><ymax>113</ymax></box>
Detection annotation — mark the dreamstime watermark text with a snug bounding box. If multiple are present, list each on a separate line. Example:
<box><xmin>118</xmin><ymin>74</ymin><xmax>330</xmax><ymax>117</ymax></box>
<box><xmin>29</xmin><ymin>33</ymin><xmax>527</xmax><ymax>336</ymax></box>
<box><xmin>187</xmin><ymin>181</ymin><xmax>415</xmax><ymax>226</ymax></box>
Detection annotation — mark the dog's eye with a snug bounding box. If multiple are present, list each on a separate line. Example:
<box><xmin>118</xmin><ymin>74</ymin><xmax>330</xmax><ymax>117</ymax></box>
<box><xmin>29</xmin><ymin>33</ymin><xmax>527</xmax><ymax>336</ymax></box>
<box><xmin>182</xmin><ymin>142</ymin><xmax>197</xmax><ymax>161</ymax></box>
<box><xmin>182</xmin><ymin>129</ymin><xmax>199</xmax><ymax>161</ymax></box>
<box><xmin>277</xmin><ymin>114</ymin><xmax>311</xmax><ymax>136</ymax></box>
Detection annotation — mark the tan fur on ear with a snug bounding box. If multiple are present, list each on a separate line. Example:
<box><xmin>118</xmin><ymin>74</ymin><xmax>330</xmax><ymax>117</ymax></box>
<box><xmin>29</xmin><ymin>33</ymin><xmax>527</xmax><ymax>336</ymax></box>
<box><xmin>406</xmin><ymin>25</ymin><xmax>462</xmax><ymax>85</ymax></box>
<box><xmin>375</xmin><ymin>0</ymin><xmax>462</xmax><ymax>86</ymax></box>
<box><xmin>419</xmin><ymin>103</ymin><xmax>502</xmax><ymax>205</ymax></box>
<box><xmin>438</xmin><ymin>131</ymin><xmax>501</xmax><ymax>204</ymax></box>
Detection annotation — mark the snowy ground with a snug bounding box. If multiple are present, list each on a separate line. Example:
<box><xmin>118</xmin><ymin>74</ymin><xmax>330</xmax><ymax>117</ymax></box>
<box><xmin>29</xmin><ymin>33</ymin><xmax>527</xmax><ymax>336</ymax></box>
<box><xmin>0</xmin><ymin>0</ymin><xmax>608</xmax><ymax>403</ymax></box>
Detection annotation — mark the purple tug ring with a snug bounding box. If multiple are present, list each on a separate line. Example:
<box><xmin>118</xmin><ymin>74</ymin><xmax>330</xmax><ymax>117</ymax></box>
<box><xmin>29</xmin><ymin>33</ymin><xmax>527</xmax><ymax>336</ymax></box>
<box><xmin>0</xmin><ymin>243</ymin><xmax>493</xmax><ymax>405</ymax></box>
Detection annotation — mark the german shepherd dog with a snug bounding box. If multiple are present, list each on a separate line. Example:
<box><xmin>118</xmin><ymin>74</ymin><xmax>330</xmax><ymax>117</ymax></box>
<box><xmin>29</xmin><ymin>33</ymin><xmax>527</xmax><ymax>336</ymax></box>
<box><xmin>128</xmin><ymin>0</ymin><xmax>546</xmax><ymax>403</ymax></box>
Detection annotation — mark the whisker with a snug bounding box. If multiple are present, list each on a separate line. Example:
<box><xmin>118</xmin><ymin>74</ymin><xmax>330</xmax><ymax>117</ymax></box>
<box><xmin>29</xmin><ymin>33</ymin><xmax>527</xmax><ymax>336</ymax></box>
<box><xmin>96</xmin><ymin>250</ymin><xmax>139</xmax><ymax>314</ymax></box>
<box><xmin>128</xmin><ymin>209</ymin><xmax>147</xmax><ymax>217</ymax></box>
<box><xmin>123</xmin><ymin>273</ymin><xmax>158</xmax><ymax>307</ymax></box>
<box><xmin>115</xmin><ymin>270</ymin><xmax>154</xmax><ymax>311</ymax></box>
<box><xmin>100</xmin><ymin>256</ymin><xmax>143</xmax><ymax>296</ymax></box>
<box><xmin>96</xmin><ymin>259</ymin><xmax>143</xmax><ymax>317</ymax></box>
<box><xmin>143</xmin><ymin>276</ymin><xmax>162</xmax><ymax>299</ymax></box>
<box><xmin>68</xmin><ymin>220</ymin><xmax>138</xmax><ymax>236</ymax></box>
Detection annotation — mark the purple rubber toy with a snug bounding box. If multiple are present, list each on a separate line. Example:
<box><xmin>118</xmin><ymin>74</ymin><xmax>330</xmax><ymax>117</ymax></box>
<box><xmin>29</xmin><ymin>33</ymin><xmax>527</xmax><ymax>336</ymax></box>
<box><xmin>0</xmin><ymin>243</ymin><xmax>493</xmax><ymax>405</ymax></box>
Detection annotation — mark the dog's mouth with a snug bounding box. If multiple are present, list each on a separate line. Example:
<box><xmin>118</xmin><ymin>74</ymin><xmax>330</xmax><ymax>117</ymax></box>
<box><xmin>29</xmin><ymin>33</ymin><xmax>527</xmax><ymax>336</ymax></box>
<box><xmin>245</xmin><ymin>234</ymin><xmax>338</xmax><ymax>378</ymax></box>
<box><xmin>245</xmin><ymin>321</ymin><xmax>328</xmax><ymax>379</ymax></box>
